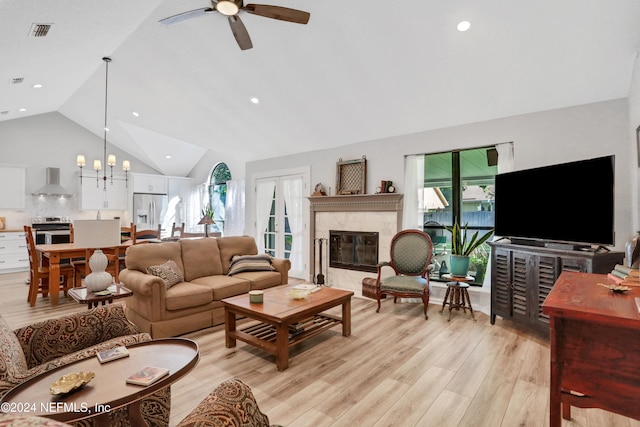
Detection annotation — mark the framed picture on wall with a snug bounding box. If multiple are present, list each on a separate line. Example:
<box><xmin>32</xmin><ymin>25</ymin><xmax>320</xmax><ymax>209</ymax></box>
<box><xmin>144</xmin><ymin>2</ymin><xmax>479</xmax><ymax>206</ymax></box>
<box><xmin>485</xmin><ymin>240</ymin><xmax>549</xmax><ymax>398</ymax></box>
<box><xmin>336</xmin><ymin>157</ymin><xmax>366</xmax><ymax>195</ymax></box>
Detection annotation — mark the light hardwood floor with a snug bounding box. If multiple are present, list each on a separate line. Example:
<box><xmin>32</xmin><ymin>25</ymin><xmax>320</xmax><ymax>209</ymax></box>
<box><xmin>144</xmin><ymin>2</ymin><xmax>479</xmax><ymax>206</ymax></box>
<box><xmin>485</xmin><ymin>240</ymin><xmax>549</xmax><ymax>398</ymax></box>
<box><xmin>1</xmin><ymin>271</ymin><xmax>639</xmax><ymax>427</ymax></box>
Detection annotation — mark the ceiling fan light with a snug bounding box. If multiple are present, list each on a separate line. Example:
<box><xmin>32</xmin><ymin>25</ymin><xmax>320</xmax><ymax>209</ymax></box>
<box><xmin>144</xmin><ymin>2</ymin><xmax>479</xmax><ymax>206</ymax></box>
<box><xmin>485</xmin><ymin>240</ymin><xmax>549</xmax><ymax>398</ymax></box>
<box><xmin>217</xmin><ymin>1</ymin><xmax>239</xmax><ymax>16</ymax></box>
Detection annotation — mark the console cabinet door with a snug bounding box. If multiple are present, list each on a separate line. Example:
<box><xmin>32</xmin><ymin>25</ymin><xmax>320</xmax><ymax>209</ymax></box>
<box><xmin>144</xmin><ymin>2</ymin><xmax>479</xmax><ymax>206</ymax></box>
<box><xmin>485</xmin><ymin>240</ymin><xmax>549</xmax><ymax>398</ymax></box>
<box><xmin>511</xmin><ymin>251</ymin><xmax>531</xmax><ymax>325</ymax></box>
<box><xmin>532</xmin><ymin>255</ymin><xmax>561</xmax><ymax>328</ymax></box>
<box><xmin>491</xmin><ymin>247</ymin><xmax>511</xmax><ymax>323</ymax></box>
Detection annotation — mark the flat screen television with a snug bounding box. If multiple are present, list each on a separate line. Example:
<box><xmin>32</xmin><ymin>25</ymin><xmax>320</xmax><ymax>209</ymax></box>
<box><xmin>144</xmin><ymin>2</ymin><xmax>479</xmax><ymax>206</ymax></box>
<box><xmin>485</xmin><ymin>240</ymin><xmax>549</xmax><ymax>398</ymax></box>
<box><xmin>494</xmin><ymin>155</ymin><xmax>615</xmax><ymax>248</ymax></box>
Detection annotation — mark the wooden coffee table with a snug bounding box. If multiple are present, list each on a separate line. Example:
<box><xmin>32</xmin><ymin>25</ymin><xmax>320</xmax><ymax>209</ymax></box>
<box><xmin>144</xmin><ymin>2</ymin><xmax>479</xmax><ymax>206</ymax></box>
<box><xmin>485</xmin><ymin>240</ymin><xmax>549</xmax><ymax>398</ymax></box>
<box><xmin>222</xmin><ymin>285</ymin><xmax>353</xmax><ymax>371</ymax></box>
<box><xmin>68</xmin><ymin>284</ymin><xmax>133</xmax><ymax>309</ymax></box>
<box><xmin>0</xmin><ymin>338</ymin><xmax>199</xmax><ymax>425</ymax></box>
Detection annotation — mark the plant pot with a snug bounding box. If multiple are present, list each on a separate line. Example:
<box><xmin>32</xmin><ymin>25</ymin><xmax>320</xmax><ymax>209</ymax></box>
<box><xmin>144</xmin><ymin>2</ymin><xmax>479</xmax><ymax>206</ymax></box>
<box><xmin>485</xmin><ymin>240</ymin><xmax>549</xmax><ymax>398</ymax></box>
<box><xmin>449</xmin><ymin>255</ymin><xmax>470</xmax><ymax>277</ymax></box>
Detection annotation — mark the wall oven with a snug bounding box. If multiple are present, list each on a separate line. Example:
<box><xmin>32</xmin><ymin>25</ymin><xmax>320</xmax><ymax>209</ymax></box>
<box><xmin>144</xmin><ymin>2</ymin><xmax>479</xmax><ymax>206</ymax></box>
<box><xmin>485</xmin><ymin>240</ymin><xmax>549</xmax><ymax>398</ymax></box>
<box><xmin>31</xmin><ymin>217</ymin><xmax>72</xmax><ymax>245</ymax></box>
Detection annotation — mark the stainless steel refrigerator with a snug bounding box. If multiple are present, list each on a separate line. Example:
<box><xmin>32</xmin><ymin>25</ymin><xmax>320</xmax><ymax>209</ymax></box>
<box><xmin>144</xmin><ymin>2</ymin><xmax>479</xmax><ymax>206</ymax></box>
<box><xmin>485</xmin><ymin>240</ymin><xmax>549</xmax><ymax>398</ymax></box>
<box><xmin>133</xmin><ymin>193</ymin><xmax>168</xmax><ymax>231</ymax></box>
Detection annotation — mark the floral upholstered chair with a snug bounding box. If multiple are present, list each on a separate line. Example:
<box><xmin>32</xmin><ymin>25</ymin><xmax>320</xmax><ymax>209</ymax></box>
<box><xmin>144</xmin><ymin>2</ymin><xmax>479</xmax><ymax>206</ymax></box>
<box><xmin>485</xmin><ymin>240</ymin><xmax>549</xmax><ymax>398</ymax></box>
<box><xmin>0</xmin><ymin>378</ymin><xmax>277</xmax><ymax>427</ymax></box>
<box><xmin>0</xmin><ymin>305</ymin><xmax>170</xmax><ymax>426</ymax></box>
<box><xmin>375</xmin><ymin>229</ymin><xmax>434</xmax><ymax>319</ymax></box>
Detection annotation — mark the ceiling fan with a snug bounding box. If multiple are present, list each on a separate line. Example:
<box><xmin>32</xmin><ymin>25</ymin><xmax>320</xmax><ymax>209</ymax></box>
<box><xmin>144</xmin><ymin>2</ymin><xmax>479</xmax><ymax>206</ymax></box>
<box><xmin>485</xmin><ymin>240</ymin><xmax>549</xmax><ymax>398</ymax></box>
<box><xmin>159</xmin><ymin>0</ymin><xmax>310</xmax><ymax>50</ymax></box>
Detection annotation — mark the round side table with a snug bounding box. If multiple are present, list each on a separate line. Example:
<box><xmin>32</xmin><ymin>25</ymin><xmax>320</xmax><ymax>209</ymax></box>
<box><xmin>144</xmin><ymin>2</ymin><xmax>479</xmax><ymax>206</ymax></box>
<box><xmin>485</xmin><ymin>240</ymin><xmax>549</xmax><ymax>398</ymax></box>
<box><xmin>440</xmin><ymin>274</ymin><xmax>476</xmax><ymax>321</ymax></box>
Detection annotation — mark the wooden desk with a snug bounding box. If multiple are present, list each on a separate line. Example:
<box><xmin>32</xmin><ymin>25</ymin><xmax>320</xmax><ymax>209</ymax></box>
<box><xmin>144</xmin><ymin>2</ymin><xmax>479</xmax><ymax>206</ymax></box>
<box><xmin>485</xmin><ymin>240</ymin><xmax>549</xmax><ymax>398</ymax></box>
<box><xmin>36</xmin><ymin>241</ymin><xmax>133</xmax><ymax>306</ymax></box>
<box><xmin>542</xmin><ymin>271</ymin><xmax>640</xmax><ymax>427</ymax></box>
<box><xmin>0</xmin><ymin>338</ymin><xmax>199</xmax><ymax>424</ymax></box>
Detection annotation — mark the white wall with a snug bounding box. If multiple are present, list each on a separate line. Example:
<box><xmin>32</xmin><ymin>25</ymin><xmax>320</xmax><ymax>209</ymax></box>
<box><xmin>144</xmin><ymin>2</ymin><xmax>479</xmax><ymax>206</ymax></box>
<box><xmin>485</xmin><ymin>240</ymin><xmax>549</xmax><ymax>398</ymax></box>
<box><xmin>247</xmin><ymin>98</ymin><xmax>633</xmax><ymax>251</ymax></box>
<box><xmin>0</xmin><ymin>112</ymin><xmax>158</xmax><ymax>229</ymax></box>
<box><xmin>627</xmin><ymin>55</ymin><xmax>640</xmax><ymax>235</ymax></box>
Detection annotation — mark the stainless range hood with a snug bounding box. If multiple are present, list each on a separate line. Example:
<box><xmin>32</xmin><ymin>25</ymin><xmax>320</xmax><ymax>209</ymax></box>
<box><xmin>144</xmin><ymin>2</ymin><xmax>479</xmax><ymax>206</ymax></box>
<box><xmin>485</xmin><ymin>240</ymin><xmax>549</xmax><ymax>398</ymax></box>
<box><xmin>32</xmin><ymin>167</ymin><xmax>74</xmax><ymax>197</ymax></box>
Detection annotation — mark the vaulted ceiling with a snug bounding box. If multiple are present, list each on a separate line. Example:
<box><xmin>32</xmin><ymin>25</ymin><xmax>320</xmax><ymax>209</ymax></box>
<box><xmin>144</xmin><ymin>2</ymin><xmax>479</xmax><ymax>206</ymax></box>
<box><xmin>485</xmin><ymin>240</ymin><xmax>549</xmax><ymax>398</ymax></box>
<box><xmin>2</xmin><ymin>0</ymin><xmax>640</xmax><ymax>176</ymax></box>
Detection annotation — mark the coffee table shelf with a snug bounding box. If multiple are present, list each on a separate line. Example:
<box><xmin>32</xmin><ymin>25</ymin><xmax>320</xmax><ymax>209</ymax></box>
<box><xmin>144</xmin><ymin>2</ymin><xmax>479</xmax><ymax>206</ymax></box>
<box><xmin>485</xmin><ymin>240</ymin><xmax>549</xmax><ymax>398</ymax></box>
<box><xmin>240</xmin><ymin>313</ymin><xmax>341</xmax><ymax>345</ymax></box>
<box><xmin>223</xmin><ymin>285</ymin><xmax>353</xmax><ymax>370</ymax></box>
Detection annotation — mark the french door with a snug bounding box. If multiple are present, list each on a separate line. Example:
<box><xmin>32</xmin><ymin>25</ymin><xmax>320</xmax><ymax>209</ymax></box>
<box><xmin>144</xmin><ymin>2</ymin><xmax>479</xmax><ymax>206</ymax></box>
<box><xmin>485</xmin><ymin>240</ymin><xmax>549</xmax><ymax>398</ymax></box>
<box><xmin>255</xmin><ymin>174</ymin><xmax>306</xmax><ymax>278</ymax></box>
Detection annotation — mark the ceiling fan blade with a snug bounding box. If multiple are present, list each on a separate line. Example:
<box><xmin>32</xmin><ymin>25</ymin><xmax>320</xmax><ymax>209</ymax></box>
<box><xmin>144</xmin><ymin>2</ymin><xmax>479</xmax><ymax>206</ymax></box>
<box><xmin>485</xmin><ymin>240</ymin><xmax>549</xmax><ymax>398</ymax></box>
<box><xmin>160</xmin><ymin>8</ymin><xmax>213</xmax><ymax>26</ymax></box>
<box><xmin>228</xmin><ymin>15</ymin><xmax>253</xmax><ymax>50</ymax></box>
<box><xmin>243</xmin><ymin>4</ymin><xmax>310</xmax><ymax>24</ymax></box>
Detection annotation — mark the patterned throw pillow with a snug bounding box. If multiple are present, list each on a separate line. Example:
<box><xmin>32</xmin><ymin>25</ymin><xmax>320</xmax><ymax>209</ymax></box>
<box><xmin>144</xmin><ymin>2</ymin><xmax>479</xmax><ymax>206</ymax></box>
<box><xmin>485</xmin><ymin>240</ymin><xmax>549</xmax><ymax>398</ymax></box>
<box><xmin>227</xmin><ymin>254</ymin><xmax>275</xmax><ymax>276</ymax></box>
<box><xmin>146</xmin><ymin>260</ymin><xmax>184</xmax><ymax>289</ymax></box>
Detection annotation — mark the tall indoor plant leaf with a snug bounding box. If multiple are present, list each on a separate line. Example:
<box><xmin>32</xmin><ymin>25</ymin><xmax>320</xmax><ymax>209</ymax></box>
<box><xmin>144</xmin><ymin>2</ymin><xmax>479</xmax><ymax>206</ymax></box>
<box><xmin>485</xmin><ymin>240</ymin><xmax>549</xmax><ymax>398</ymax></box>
<box><xmin>445</xmin><ymin>222</ymin><xmax>494</xmax><ymax>256</ymax></box>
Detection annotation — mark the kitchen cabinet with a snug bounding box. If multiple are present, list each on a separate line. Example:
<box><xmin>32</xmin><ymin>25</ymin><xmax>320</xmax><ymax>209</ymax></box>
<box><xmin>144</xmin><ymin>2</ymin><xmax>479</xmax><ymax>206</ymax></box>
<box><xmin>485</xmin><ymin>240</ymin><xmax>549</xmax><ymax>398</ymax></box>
<box><xmin>80</xmin><ymin>178</ymin><xmax>127</xmax><ymax>210</ymax></box>
<box><xmin>0</xmin><ymin>166</ymin><xmax>26</xmax><ymax>209</ymax></box>
<box><xmin>0</xmin><ymin>231</ymin><xmax>29</xmax><ymax>273</ymax></box>
<box><xmin>489</xmin><ymin>241</ymin><xmax>624</xmax><ymax>335</ymax></box>
<box><xmin>132</xmin><ymin>173</ymin><xmax>167</xmax><ymax>194</ymax></box>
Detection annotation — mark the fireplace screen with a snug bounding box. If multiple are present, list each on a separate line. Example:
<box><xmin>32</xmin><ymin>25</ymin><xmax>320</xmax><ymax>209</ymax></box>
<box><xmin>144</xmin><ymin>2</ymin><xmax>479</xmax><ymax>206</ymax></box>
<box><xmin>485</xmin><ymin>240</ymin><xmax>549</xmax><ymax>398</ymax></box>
<box><xmin>329</xmin><ymin>230</ymin><xmax>379</xmax><ymax>273</ymax></box>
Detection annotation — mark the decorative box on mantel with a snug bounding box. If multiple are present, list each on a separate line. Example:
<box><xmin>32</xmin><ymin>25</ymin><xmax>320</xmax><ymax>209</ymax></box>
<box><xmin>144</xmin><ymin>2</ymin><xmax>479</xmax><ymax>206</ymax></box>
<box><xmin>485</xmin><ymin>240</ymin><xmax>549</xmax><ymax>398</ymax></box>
<box><xmin>308</xmin><ymin>193</ymin><xmax>403</xmax><ymax>291</ymax></box>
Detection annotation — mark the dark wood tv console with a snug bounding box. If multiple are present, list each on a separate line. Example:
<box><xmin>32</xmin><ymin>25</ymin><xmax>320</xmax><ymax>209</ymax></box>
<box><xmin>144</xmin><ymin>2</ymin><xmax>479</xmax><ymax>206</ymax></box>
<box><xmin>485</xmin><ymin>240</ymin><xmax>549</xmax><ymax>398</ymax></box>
<box><xmin>489</xmin><ymin>241</ymin><xmax>624</xmax><ymax>335</ymax></box>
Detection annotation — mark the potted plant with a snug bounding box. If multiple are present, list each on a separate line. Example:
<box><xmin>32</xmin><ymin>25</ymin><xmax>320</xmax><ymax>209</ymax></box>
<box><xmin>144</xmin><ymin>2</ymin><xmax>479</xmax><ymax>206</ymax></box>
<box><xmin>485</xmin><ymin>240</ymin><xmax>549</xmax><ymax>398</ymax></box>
<box><xmin>445</xmin><ymin>221</ymin><xmax>494</xmax><ymax>277</ymax></box>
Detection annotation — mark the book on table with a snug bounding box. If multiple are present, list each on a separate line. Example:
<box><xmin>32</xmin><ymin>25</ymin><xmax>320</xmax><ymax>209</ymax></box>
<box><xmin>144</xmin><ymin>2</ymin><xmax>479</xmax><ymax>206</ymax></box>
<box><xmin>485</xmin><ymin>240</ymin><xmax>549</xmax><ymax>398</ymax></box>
<box><xmin>96</xmin><ymin>346</ymin><xmax>129</xmax><ymax>363</ymax></box>
<box><xmin>126</xmin><ymin>366</ymin><xmax>170</xmax><ymax>386</ymax></box>
<box><xmin>613</xmin><ymin>264</ymin><xmax>640</xmax><ymax>277</ymax></box>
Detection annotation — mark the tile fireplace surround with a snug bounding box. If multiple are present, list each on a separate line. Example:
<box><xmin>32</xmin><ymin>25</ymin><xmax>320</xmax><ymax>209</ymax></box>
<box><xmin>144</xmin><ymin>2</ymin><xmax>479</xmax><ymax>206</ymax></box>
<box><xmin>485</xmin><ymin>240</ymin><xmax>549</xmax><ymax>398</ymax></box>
<box><xmin>309</xmin><ymin>194</ymin><xmax>402</xmax><ymax>292</ymax></box>
<box><xmin>308</xmin><ymin>193</ymin><xmax>490</xmax><ymax>315</ymax></box>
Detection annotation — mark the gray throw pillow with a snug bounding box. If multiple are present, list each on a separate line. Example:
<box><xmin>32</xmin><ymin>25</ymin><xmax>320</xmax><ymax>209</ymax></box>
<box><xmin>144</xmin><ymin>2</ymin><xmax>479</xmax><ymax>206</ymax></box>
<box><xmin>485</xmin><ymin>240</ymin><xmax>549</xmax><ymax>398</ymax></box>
<box><xmin>147</xmin><ymin>259</ymin><xmax>184</xmax><ymax>289</ymax></box>
<box><xmin>227</xmin><ymin>254</ymin><xmax>275</xmax><ymax>276</ymax></box>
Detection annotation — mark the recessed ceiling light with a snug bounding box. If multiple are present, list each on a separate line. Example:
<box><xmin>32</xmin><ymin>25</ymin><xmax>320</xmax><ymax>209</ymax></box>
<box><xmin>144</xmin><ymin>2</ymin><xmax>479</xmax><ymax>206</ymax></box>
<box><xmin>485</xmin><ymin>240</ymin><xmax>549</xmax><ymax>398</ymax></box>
<box><xmin>250</xmin><ymin>97</ymin><xmax>260</xmax><ymax>104</ymax></box>
<box><xmin>132</xmin><ymin>111</ymin><xmax>139</xmax><ymax>117</ymax></box>
<box><xmin>165</xmin><ymin>155</ymin><xmax>172</xmax><ymax>159</ymax></box>
<box><xmin>457</xmin><ymin>21</ymin><xmax>471</xmax><ymax>32</ymax></box>
<box><xmin>18</xmin><ymin>108</ymin><xmax>26</xmax><ymax>112</ymax></box>
<box><xmin>32</xmin><ymin>83</ymin><xmax>42</xmax><ymax>88</ymax></box>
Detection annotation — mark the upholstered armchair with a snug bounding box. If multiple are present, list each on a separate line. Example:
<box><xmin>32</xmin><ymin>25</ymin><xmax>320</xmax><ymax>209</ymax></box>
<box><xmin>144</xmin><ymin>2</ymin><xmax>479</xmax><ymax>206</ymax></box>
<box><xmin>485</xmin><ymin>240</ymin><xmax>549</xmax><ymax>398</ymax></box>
<box><xmin>0</xmin><ymin>305</ymin><xmax>170</xmax><ymax>426</ymax></box>
<box><xmin>375</xmin><ymin>229</ymin><xmax>434</xmax><ymax>319</ymax></box>
<box><xmin>0</xmin><ymin>378</ymin><xmax>277</xmax><ymax>427</ymax></box>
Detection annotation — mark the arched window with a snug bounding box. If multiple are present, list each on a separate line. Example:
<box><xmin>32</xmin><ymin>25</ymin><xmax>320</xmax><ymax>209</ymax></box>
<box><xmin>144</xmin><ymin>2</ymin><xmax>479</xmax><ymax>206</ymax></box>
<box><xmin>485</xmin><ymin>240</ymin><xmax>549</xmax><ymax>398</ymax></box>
<box><xmin>208</xmin><ymin>162</ymin><xmax>231</xmax><ymax>232</ymax></box>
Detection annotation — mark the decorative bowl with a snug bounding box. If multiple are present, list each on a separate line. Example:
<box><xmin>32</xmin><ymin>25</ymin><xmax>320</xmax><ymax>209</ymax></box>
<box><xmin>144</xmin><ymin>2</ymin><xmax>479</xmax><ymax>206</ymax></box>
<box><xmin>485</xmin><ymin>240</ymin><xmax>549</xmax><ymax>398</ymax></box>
<box><xmin>598</xmin><ymin>283</ymin><xmax>631</xmax><ymax>294</ymax></box>
<box><xmin>287</xmin><ymin>288</ymin><xmax>310</xmax><ymax>300</ymax></box>
<box><xmin>50</xmin><ymin>371</ymin><xmax>95</xmax><ymax>395</ymax></box>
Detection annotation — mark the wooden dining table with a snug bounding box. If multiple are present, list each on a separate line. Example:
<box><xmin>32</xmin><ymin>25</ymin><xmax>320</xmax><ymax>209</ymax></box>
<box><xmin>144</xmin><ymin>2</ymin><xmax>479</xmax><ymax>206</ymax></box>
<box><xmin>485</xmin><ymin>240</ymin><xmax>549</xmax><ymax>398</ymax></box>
<box><xmin>36</xmin><ymin>240</ymin><xmax>135</xmax><ymax>306</ymax></box>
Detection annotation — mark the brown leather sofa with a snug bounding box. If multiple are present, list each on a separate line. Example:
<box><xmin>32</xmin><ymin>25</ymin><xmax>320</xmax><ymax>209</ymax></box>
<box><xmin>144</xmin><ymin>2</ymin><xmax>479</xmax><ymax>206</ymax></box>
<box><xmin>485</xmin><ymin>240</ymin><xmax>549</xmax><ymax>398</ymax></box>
<box><xmin>120</xmin><ymin>236</ymin><xmax>291</xmax><ymax>338</ymax></box>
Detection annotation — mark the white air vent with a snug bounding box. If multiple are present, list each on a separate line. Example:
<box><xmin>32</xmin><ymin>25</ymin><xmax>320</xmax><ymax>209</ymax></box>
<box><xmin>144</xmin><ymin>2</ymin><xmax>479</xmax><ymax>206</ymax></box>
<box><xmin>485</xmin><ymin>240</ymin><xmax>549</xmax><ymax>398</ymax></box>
<box><xmin>29</xmin><ymin>23</ymin><xmax>52</xmax><ymax>37</ymax></box>
<box><xmin>10</xmin><ymin>78</ymin><xmax>24</xmax><ymax>84</ymax></box>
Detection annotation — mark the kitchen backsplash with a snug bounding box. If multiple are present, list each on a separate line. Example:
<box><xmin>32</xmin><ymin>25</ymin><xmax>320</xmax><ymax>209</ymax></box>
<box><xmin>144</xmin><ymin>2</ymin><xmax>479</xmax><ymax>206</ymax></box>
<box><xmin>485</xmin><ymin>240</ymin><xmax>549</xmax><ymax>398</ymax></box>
<box><xmin>0</xmin><ymin>195</ymin><xmax>125</xmax><ymax>230</ymax></box>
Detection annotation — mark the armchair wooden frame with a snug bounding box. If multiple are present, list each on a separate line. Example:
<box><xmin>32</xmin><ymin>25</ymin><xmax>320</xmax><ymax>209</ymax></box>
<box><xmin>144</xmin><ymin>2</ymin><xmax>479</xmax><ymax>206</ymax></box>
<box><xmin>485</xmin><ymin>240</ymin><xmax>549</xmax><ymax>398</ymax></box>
<box><xmin>375</xmin><ymin>229</ymin><xmax>434</xmax><ymax>319</ymax></box>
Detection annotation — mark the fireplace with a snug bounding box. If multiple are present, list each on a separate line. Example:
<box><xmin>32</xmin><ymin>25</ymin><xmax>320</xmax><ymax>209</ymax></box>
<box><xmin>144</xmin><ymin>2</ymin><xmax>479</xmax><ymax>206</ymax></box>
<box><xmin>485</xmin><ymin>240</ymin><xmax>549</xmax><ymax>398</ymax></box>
<box><xmin>329</xmin><ymin>230</ymin><xmax>379</xmax><ymax>273</ymax></box>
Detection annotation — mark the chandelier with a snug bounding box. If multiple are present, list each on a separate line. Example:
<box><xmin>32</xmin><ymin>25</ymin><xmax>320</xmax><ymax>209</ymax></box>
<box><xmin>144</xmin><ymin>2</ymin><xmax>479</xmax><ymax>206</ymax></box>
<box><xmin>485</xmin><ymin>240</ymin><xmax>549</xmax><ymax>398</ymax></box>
<box><xmin>76</xmin><ymin>57</ymin><xmax>130</xmax><ymax>189</ymax></box>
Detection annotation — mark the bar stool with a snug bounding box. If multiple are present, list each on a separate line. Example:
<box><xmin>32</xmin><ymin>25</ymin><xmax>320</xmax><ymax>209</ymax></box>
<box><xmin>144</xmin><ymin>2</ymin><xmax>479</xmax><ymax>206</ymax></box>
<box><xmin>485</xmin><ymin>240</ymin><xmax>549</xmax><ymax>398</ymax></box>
<box><xmin>440</xmin><ymin>274</ymin><xmax>476</xmax><ymax>321</ymax></box>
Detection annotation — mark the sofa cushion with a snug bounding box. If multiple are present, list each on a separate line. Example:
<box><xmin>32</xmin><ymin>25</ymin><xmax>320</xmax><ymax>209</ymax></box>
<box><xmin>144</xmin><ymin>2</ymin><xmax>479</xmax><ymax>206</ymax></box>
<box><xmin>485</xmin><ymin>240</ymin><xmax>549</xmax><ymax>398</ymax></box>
<box><xmin>191</xmin><ymin>275</ymin><xmax>251</xmax><ymax>301</ymax></box>
<box><xmin>227</xmin><ymin>254</ymin><xmax>275</xmax><ymax>276</ymax></box>
<box><xmin>165</xmin><ymin>282</ymin><xmax>214</xmax><ymax>311</ymax></box>
<box><xmin>180</xmin><ymin>238</ymin><xmax>224</xmax><ymax>281</ymax></box>
<box><xmin>216</xmin><ymin>236</ymin><xmax>259</xmax><ymax>274</ymax></box>
<box><xmin>0</xmin><ymin>316</ymin><xmax>28</xmax><ymax>383</ymax></box>
<box><xmin>126</xmin><ymin>241</ymin><xmax>184</xmax><ymax>274</ymax></box>
<box><xmin>147</xmin><ymin>259</ymin><xmax>184</xmax><ymax>289</ymax></box>
<box><xmin>232</xmin><ymin>271</ymin><xmax>283</xmax><ymax>291</ymax></box>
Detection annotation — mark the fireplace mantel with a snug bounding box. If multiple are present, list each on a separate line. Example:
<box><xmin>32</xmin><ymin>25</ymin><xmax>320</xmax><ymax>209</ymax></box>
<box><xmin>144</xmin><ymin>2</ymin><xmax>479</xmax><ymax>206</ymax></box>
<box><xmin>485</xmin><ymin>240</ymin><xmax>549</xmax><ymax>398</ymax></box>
<box><xmin>308</xmin><ymin>194</ymin><xmax>403</xmax><ymax>283</ymax></box>
<box><xmin>308</xmin><ymin>193</ymin><xmax>403</xmax><ymax>213</ymax></box>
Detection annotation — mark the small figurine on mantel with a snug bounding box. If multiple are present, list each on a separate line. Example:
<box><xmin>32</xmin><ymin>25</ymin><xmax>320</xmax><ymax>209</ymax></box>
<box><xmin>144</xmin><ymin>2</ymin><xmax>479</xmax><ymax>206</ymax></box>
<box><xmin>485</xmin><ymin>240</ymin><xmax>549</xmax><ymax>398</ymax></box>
<box><xmin>312</xmin><ymin>183</ymin><xmax>327</xmax><ymax>196</ymax></box>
